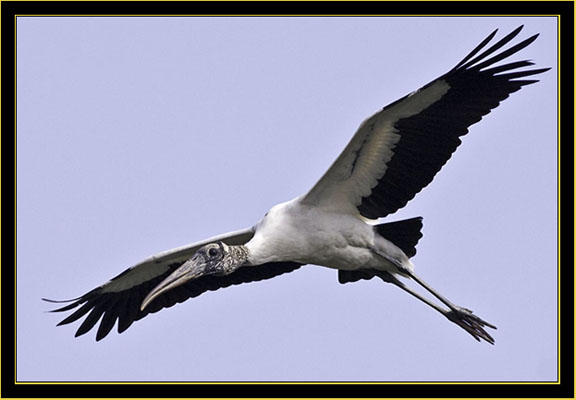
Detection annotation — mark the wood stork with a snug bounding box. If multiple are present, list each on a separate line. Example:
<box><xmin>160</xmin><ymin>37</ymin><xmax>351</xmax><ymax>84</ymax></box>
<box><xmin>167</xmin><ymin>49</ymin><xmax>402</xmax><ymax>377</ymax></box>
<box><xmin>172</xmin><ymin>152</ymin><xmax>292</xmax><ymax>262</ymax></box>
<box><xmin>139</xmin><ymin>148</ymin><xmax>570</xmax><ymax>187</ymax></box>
<box><xmin>45</xmin><ymin>26</ymin><xmax>548</xmax><ymax>344</ymax></box>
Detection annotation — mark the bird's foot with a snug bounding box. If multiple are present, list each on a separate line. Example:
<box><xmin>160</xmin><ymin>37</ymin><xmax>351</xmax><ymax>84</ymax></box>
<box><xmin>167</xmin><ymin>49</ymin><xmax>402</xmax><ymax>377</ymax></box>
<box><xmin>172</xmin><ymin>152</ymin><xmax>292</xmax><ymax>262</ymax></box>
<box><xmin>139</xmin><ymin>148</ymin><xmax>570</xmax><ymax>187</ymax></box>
<box><xmin>445</xmin><ymin>306</ymin><xmax>497</xmax><ymax>345</ymax></box>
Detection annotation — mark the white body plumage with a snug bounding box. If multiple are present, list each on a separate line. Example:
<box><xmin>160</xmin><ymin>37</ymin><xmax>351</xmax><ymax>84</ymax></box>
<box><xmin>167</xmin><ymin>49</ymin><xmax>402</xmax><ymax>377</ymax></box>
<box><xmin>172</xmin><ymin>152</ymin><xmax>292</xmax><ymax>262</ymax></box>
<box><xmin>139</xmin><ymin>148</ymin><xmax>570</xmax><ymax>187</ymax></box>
<box><xmin>246</xmin><ymin>197</ymin><xmax>412</xmax><ymax>272</ymax></box>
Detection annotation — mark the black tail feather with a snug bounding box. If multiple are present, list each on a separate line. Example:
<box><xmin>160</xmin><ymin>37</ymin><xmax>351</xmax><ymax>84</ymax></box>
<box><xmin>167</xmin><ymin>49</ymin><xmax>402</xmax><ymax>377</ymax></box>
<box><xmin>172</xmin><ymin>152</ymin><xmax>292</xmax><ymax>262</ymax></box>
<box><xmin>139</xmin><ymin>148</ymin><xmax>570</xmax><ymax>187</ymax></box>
<box><xmin>373</xmin><ymin>217</ymin><xmax>423</xmax><ymax>258</ymax></box>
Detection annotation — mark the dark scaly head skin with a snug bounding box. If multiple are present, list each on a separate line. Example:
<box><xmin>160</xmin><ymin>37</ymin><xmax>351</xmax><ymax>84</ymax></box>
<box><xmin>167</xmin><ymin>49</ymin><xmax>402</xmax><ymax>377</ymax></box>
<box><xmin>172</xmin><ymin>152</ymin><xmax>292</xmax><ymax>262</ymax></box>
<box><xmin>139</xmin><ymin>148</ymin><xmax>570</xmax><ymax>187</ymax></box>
<box><xmin>140</xmin><ymin>241</ymin><xmax>248</xmax><ymax>311</ymax></box>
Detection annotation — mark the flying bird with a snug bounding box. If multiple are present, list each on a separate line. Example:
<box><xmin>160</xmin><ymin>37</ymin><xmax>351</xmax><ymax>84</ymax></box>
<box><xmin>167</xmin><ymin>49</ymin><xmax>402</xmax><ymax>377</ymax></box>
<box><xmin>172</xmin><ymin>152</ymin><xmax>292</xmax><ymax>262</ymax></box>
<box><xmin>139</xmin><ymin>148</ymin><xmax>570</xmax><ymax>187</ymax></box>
<box><xmin>45</xmin><ymin>26</ymin><xmax>549</xmax><ymax>344</ymax></box>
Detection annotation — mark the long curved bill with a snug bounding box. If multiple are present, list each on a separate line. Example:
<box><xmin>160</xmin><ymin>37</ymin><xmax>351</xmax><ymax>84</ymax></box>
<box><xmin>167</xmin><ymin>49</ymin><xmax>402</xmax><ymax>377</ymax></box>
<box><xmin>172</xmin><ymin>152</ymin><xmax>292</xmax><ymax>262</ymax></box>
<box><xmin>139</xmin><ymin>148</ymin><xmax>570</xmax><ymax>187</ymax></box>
<box><xmin>140</xmin><ymin>256</ymin><xmax>205</xmax><ymax>311</ymax></box>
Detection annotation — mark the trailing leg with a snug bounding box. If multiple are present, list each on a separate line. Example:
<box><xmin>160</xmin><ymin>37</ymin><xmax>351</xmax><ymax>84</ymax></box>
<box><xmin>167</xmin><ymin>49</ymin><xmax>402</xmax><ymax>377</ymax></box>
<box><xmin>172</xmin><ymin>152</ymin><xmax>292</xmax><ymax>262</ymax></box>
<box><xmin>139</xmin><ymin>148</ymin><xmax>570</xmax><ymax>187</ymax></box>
<box><xmin>374</xmin><ymin>270</ymin><xmax>496</xmax><ymax>344</ymax></box>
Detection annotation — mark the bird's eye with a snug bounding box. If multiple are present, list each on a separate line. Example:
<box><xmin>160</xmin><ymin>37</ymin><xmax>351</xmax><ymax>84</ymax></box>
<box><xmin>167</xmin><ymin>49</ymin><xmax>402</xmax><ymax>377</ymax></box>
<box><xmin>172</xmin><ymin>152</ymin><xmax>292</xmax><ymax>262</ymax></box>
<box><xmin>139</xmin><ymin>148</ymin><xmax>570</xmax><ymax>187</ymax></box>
<box><xmin>208</xmin><ymin>248</ymin><xmax>219</xmax><ymax>258</ymax></box>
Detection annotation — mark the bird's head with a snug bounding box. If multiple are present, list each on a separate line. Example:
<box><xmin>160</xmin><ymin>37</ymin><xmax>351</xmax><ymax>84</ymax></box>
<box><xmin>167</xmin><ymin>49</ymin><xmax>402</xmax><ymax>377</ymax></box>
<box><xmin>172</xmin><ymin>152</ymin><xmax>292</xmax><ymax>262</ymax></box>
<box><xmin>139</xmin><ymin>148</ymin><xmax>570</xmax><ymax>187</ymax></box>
<box><xmin>140</xmin><ymin>241</ymin><xmax>248</xmax><ymax>311</ymax></box>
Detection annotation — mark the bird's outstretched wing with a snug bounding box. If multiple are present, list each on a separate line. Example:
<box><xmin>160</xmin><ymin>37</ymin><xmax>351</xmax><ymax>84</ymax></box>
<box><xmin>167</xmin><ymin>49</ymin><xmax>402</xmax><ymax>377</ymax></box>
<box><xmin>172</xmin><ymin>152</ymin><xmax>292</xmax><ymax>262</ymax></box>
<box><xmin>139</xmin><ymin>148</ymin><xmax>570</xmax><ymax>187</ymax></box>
<box><xmin>301</xmin><ymin>26</ymin><xmax>549</xmax><ymax>219</ymax></box>
<box><xmin>44</xmin><ymin>228</ymin><xmax>302</xmax><ymax>341</ymax></box>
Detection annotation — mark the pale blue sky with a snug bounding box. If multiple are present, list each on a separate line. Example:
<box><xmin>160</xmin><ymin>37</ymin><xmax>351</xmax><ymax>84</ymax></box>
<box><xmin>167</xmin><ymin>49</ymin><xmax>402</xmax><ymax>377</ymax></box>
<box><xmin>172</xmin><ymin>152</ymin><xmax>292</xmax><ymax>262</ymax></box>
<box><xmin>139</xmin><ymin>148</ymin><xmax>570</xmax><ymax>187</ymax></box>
<box><xmin>17</xmin><ymin>16</ymin><xmax>557</xmax><ymax>381</ymax></box>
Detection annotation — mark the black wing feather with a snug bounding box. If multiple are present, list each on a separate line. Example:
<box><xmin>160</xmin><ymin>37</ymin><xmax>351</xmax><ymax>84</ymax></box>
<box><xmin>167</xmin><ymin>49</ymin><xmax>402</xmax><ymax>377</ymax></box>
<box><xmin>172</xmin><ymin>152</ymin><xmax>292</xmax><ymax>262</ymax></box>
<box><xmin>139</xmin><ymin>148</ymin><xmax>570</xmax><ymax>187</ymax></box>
<box><xmin>358</xmin><ymin>26</ymin><xmax>550</xmax><ymax>219</ymax></box>
<box><xmin>48</xmin><ymin>261</ymin><xmax>302</xmax><ymax>341</ymax></box>
<box><xmin>455</xmin><ymin>25</ymin><xmax>524</xmax><ymax>70</ymax></box>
